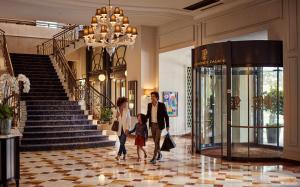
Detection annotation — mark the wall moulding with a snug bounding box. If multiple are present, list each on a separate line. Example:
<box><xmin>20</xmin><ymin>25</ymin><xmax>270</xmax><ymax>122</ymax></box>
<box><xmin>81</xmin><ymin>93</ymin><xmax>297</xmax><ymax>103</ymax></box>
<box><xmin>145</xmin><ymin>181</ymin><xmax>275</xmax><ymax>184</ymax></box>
<box><xmin>202</xmin><ymin>0</ymin><xmax>283</xmax><ymax>38</ymax></box>
<box><xmin>159</xmin><ymin>25</ymin><xmax>195</xmax><ymax>52</ymax></box>
<box><xmin>288</xmin><ymin>0</ymin><xmax>298</xmax><ymax>51</ymax></box>
<box><xmin>285</xmin><ymin>56</ymin><xmax>299</xmax><ymax>147</ymax></box>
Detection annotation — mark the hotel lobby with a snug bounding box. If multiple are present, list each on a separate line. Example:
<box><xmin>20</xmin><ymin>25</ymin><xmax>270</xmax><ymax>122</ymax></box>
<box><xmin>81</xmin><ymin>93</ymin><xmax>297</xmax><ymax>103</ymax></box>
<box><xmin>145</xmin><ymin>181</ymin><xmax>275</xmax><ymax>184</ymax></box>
<box><xmin>1</xmin><ymin>0</ymin><xmax>300</xmax><ymax>186</ymax></box>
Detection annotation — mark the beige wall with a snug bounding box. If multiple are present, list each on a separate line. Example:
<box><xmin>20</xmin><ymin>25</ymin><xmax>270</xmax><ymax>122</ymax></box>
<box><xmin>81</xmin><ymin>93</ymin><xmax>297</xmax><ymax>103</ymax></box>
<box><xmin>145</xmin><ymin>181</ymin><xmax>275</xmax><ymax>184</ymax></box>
<box><xmin>0</xmin><ymin>23</ymin><xmax>61</xmax><ymax>54</ymax></box>
<box><xmin>126</xmin><ymin>25</ymin><xmax>142</xmax><ymax>114</ymax></box>
<box><xmin>140</xmin><ymin>26</ymin><xmax>158</xmax><ymax>114</ymax></box>
<box><xmin>158</xmin><ymin>0</ymin><xmax>300</xmax><ymax>161</ymax></box>
<box><xmin>5</xmin><ymin>36</ymin><xmax>49</xmax><ymax>54</ymax></box>
<box><xmin>65</xmin><ymin>47</ymin><xmax>86</xmax><ymax>79</ymax></box>
<box><xmin>159</xmin><ymin>47</ymin><xmax>192</xmax><ymax>135</ymax></box>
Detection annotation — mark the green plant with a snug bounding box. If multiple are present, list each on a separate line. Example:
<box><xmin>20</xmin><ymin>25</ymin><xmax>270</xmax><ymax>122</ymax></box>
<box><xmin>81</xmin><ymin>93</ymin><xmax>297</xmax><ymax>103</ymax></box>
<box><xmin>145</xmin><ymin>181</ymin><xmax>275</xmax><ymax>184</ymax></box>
<box><xmin>264</xmin><ymin>87</ymin><xmax>284</xmax><ymax>126</ymax></box>
<box><xmin>0</xmin><ymin>104</ymin><xmax>14</xmax><ymax>120</ymax></box>
<box><xmin>100</xmin><ymin>107</ymin><xmax>113</xmax><ymax>122</ymax></box>
<box><xmin>264</xmin><ymin>88</ymin><xmax>284</xmax><ymax>114</ymax></box>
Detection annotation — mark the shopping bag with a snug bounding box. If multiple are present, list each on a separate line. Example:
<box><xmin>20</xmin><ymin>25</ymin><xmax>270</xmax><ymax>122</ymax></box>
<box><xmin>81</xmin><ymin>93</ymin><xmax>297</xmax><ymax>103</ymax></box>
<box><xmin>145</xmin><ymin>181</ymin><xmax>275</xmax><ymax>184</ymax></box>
<box><xmin>111</xmin><ymin>120</ymin><xmax>119</xmax><ymax>132</ymax></box>
<box><xmin>161</xmin><ymin>133</ymin><xmax>176</xmax><ymax>152</ymax></box>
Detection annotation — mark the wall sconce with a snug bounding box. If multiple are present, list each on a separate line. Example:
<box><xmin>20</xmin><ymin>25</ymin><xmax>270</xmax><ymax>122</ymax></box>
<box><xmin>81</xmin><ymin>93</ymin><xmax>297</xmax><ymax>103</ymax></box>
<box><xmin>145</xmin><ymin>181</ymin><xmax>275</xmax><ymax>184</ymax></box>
<box><xmin>125</xmin><ymin>70</ymin><xmax>127</xmax><ymax>77</ymax></box>
<box><xmin>98</xmin><ymin>74</ymin><xmax>106</xmax><ymax>82</ymax></box>
<box><xmin>143</xmin><ymin>88</ymin><xmax>156</xmax><ymax>97</ymax></box>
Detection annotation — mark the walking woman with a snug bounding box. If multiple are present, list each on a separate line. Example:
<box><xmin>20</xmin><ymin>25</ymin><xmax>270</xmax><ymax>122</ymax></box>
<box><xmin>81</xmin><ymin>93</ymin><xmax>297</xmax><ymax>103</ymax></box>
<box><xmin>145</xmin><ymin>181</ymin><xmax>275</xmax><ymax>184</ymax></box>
<box><xmin>114</xmin><ymin>97</ymin><xmax>131</xmax><ymax>160</ymax></box>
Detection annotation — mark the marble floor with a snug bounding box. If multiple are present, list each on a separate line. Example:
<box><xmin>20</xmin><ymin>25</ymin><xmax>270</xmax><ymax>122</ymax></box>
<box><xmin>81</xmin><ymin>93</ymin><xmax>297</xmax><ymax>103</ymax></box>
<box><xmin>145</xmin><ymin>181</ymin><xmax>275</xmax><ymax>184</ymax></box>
<box><xmin>19</xmin><ymin>136</ymin><xmax>300</xmax><ymax>187</ymax></box>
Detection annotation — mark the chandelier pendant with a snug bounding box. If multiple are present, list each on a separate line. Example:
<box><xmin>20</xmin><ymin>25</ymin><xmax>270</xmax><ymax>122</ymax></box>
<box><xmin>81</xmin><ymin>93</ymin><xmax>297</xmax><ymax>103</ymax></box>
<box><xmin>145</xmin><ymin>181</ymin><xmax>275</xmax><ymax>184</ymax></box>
<box><xmin>83</xmin><ymin>0</ymin><xmax>138</xmax><ymax>57</ymax></box>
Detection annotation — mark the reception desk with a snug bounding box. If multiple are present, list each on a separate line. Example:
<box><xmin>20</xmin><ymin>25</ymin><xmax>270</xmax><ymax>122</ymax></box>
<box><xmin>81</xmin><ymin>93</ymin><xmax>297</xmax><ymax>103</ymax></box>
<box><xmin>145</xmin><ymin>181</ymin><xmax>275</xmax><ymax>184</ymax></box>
<box><xmin>0</xmin><ymin>129</ymin><xmax>21</xmax><ymax>187</ymax></box>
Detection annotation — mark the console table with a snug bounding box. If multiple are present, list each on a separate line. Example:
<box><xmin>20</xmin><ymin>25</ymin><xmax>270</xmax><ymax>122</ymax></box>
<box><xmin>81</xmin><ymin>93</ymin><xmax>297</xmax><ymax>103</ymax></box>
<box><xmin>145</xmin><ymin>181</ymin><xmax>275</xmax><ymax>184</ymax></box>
<box><xmin>0</xmin><ymin>129</ymin><xmax>21</xmax><ymax>187</ymax></box>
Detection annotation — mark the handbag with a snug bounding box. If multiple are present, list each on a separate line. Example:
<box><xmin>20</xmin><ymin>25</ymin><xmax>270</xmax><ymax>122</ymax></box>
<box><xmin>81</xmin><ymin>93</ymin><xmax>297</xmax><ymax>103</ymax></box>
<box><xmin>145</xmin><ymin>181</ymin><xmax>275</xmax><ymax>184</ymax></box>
<box><xmin>161</xmin><ymin>133</ymin><xmax>176</xmax><ymax>152</ymax></box>
<box><xmin>111</xmin><ymin>120</ymin><xmax>119</xmax><ymax>132</ymax></box>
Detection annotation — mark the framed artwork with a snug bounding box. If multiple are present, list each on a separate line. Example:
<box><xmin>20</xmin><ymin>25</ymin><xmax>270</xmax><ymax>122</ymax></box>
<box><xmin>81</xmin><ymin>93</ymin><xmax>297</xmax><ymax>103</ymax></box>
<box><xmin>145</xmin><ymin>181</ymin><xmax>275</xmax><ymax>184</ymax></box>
<box><xmin>162</xmin><ymin>91</ymin><xmax>178</xmax><ymax>117</ymax></box>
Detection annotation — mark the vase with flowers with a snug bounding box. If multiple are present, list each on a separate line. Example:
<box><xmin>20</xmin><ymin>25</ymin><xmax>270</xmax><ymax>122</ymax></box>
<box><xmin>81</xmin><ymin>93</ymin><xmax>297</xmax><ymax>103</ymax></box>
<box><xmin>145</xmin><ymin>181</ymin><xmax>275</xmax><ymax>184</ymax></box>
<box><xmin>0</xmin><ymin>73</ymin><xmax>30</xmax><ymax>135</ymax></box>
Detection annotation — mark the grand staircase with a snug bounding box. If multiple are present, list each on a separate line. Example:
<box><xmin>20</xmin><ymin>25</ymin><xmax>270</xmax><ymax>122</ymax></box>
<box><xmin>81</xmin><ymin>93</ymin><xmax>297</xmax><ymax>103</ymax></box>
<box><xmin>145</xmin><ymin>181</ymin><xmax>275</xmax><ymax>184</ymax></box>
<box><xmin>11</xmin><ymin>53</ymin><xmax>115</xmax><ymax>151</ymax></box>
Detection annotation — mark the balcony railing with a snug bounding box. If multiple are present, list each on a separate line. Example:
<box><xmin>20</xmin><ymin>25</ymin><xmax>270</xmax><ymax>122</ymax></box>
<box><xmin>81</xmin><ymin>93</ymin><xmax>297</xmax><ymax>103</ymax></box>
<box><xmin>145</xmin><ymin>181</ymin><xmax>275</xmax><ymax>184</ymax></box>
<box><xmin>37</xmin><ymin>24</ymin><xmax>81</xmax><ymax>55</ymax></box>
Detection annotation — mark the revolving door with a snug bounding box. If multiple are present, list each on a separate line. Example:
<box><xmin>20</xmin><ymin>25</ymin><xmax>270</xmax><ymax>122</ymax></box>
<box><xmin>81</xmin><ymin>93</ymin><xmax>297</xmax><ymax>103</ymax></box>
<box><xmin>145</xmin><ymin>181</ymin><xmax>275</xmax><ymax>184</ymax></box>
<box><xmin>192</xmin><ymin>41</ymin><xmax>283</xmax><ymax>160</ymax></box>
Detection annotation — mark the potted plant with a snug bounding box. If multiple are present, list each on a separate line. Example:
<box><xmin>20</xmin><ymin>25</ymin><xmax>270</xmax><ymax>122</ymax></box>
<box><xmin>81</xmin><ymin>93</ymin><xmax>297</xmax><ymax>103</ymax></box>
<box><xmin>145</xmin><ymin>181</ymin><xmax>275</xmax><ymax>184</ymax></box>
<box><xmin>100</xmin><ymin>107</ymin><xmax>113</xmax><ymax>124</ymax></box>
<box><xmin>264</xmin><ymin>87</ymin><xmax>284</xmax><ymax>144</ymax></box>
<box><xmin>0</xmin><ymin>104</ymin><xmax>13</xmax><ymax>135</ymax></box>
<box><xmin>0</xmin><ymin>73</ymin><xmax>30</xmax><ymax>135</ymax></box>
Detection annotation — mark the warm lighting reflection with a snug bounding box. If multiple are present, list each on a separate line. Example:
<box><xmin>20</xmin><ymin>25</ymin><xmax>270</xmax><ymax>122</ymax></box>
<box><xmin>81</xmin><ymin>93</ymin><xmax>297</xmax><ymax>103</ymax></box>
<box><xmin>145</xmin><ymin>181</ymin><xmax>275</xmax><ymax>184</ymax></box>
<box><xmin>143</xmin><ymin>88</ymin><xmax>156</xmax><ymax>96</ymax></box>
<box><xmin>98</xmin><ymin>174</ymin><xmax>106</xmax><ymax>185</ymax></box>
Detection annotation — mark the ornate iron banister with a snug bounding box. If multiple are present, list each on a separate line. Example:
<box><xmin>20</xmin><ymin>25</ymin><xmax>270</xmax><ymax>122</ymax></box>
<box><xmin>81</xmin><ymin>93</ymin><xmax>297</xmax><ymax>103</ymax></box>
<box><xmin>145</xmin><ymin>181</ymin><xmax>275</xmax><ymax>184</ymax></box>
<box><xmin>76</xmin><ymin>78</ymin><xmax>115</xmax><ymax>121</ymax></box>
<box><xmin>36</xmin><ymin>24</ymin><xmax>116</xmax><ymax>121</ymax></box>
<box><xmin>0</xmin><ymin>29</ymin><xmax>20</xmax><ymax>127</ymax></box>
<box><xmin>53</xmin><ymin>38</ymin><xmax>78</xmax><ymax>99</ymax></box>
<box><xmin>0</xmin><ymin>29</ymin><xmax>14</xmax><ymax>76</ymax></box>
<box><xmin>37</xmin><ymin>24</ymin><xmax>80</xmax><ymax>55</ymax></box>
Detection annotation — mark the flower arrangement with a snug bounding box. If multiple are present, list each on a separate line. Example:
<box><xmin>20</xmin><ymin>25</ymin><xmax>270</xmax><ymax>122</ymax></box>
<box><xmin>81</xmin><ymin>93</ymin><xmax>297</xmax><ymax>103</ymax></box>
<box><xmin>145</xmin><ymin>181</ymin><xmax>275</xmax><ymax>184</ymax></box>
<box><xmin>0</xmin><ymin>73</ymin><xmax>30</xmax><ymax>134</ymax></box>
<box><xmin>0</xmin><ymin>73</ymin><xmax>30</xmax><ymax>103</ymax></box>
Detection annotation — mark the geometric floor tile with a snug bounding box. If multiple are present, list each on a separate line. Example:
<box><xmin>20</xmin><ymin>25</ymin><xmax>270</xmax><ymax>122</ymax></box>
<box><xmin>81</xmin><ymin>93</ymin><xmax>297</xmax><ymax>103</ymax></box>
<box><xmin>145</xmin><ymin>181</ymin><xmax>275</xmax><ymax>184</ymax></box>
<box><xmin>18</xmin><ymin>136</ymin><xmax>300</xmax><ymax>187</ymax></box>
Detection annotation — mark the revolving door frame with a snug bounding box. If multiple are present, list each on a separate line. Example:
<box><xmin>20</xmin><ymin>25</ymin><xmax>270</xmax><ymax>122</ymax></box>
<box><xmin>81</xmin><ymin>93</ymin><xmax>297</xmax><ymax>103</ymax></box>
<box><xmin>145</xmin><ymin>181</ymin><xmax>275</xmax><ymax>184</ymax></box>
<box><xmin>192</xmin><ymin>41</ymin><xmax>283</xmax><ymax>161</ymax></box>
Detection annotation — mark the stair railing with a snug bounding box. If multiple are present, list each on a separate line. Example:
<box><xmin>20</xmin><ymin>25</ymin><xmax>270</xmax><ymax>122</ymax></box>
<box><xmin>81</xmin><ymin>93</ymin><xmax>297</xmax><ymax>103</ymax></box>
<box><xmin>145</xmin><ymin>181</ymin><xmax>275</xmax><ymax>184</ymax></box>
<box><xmin>53</xmin><ymin>38</ymin><xmax>78</xmax><ymax>99</ymax></box>
<box><xmin>76</xmin><ymin>78</ymin><xmax>116</xmax><ymax>121</ymax></box>
<box><xmin>0</xmin><ymin>29</ymin><xmax>20</xmax><ymax>127</ymax></box>
<box><xmin>37</xmin><ymin>24</ymin><xmax>80</xmax><ymax>55</ymax></box>
<box><xmin>37</xmin><ymin>25</ymin><xmax>116</xmax><ymax>121</ymax></box>
<box><xmin>0</xmin><ymin>29</ymin><xmax>14</xmax><ymax>76</ymax></box>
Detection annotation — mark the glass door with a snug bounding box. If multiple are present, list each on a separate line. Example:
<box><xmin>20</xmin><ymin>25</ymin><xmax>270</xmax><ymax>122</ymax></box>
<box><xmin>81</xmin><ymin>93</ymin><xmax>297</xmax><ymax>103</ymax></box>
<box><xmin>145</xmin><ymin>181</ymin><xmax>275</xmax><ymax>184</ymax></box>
<box><xmin>198</xmin><ymin>65</ymin><xmax>226</xmax><ymax>157</ymax></box>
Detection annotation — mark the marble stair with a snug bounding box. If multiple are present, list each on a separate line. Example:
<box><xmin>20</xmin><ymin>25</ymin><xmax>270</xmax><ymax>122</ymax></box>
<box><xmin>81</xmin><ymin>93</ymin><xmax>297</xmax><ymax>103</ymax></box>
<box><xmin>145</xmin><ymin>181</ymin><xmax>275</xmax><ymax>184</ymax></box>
<box><xmin>10</xmin><ymin>53</ymin><xmax>115</xmax><ymax>151</ymax></box>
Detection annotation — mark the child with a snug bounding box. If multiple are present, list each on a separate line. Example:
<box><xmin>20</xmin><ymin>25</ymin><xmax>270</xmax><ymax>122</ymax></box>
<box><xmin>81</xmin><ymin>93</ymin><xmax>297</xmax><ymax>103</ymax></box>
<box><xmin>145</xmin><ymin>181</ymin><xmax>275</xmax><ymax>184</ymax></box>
<box><xmin>129</xmin><ymin>113</ymin><xmax>148</xmax><ymax>161</ymax></box>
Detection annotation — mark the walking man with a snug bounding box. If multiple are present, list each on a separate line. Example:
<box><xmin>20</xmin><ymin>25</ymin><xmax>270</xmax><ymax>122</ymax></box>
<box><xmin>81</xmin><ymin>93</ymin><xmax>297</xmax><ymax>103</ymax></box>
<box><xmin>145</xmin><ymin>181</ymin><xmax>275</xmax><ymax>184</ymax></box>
<box><xmin>146</xmin><ymin>92</ymin><xmax>169</xmax><ymax>164</ymax></box>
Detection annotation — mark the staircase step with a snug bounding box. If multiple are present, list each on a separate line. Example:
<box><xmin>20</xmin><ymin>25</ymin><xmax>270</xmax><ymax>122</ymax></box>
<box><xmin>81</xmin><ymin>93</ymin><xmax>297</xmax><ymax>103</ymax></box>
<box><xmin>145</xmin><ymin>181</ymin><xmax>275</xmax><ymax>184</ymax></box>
<box><xmin>30</xmin><ymin>85</ymin><xmax>64</xmax><ymax>89</ymax></box>
<box><xmin>22</xmin><ymin>96</ymin><xmax>69</xmax><ymax>100</ymax></box>
<box><xmin>24</xmin><ymin>125</ymin><xmax>97</xmax><ymax>132</ymax></box>
<box><xmin>27</xmin><ymin>110</ymin><xmax>83</xmax><ymax>115</ymax></box>
<box><xmin>27</xmin><ymin>105</ymin><xmax>81</xmax><ymax>110</ymax></box>
<box><xmin>22</xmin><ymin>92</ymin><xmax>67</xmax><ymax>97</ymax></box>
<box><xmin>30</xmin><ymin>86</ymin><xmax>65</xmax><ymax>92</ymax></box>
<box><xmin>25</xmin><ymin>120</ymin><xmax>91</xmax><ymax>126</ymax></box>
<box><xmin>22</xmin><ymin>130</ymin><xmax>101</xmax><ymax>138</ymax></box>
<box><xmin>20</xmin><ymin>140</ymin><xmax>116</xmax><ymax>151</ymax></box>
<box><xmin>24</xmin><ymin>78</ymin><xmax>60</xmax><ymax>83</ymax></box>
<box><xmin>21</xmin><ymin>135</ymin><xmax>108</xmax><ymax>145</ymax></box>
<box><xmin>26</xmin><ymin>100</ymin><xmax>78</xmax><ymax>105</ymax></box>
<box><xmin>27</xmin><ymin>114</ymin><xmax>88</xmax><ymax>120</ymax></box>
<box><xmin>25</xmin><ymin>79</ymin><xmax>61</xmax><ymax>83</ymax></box>
<box><xmin>12</xmin><ymin>61</ymin><xmax>52</xmax><ymax>65</ymax></box>
<box><xmin>14</xmin><ymin>71</ymin><xmax>58</xmax><ymax>75</ymax></box>
<box><xmin>11</xmin><ymin>53</ymin><xmax>114</xmax><ymax>151</ymax></box>
<box><xmin>14</xmin><ymin>68</ymin><xmax>55</xmax><ymax>72</ymax></box>
<box><xmin>24</xmin><ymin>75</ymin><xmax>59</xmax><ymax>78</ymax></box>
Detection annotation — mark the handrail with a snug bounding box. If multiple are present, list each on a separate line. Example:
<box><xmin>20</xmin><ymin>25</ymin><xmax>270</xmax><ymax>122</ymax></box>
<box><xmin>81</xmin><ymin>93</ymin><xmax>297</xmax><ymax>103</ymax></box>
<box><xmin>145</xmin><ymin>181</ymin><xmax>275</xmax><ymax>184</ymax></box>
<box><xmin>53</xmin><ymin>38</ymin><xmax>78</xmax><ymax>98</ymax></box>
<box><xmin>0</xmin><ymin>29</ymin><xmax>14</xmax><ymax>76</ymax></box>
<box><xmin>85</xmin><ymin>80</ymin><xmax>115</xmax><ymax>108</ymax></box>
<box><xmin>76</xmin><ymin>78</ymin><xmax>115</xmax><ymax>120</ymax></box>
<box><xmin>53</xmin><ymin>39</ymin><xmax>77</xmax><ymax>80</ymax></box>
<box><xmin>0</xmin><ymin>18</ymin><xmax>36</xmax><ymax>26</ymax></box>
<box><xmin>53</xmin><ymin>24</ymin><xmax>77</xmax><ymax>38</ymax></box>
<box><xmin>0</xmin><ymin>29</ymin><xmax>20</xmax><ymax>127</ymax></box>
<box><xmin>37</xmin><ymin>25</ymin><xmax>115</xmax><ymax>121</ymax></box>
<box><xmin>37</xmin><ymin>24</ymin><xmax>80</xmax><ymax>55</ymax></box>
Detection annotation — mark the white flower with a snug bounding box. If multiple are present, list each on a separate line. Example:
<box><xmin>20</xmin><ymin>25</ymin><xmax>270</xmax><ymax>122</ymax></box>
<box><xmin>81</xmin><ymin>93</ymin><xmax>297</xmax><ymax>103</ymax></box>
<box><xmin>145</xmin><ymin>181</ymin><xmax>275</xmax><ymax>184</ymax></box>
<box><xmin>17</xmin><ymin>74</ymin><xmax>30</xmax><ymax>93</ymax></box>
<box><xmin>0</xmin><ymin>73</ymin><xmax>31</xmax><ymax>97</ymax></box>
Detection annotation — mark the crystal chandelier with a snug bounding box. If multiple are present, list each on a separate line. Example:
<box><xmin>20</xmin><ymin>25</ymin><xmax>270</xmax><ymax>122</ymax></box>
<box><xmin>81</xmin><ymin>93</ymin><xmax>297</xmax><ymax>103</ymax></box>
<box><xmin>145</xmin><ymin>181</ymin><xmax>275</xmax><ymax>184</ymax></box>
<box><xmin>83</xmin><ymin>0</ymin><xmax>138</xmax><ymax>57</ymax></box>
